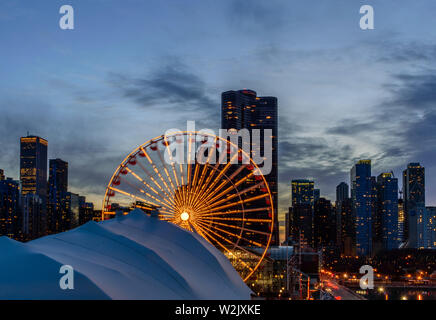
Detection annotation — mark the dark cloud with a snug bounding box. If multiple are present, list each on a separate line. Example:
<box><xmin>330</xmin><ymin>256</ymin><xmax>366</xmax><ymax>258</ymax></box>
<box><xmin>387</xmin><ymin>72</ymin><xmax>436</xmax><ymax>111</ymax></box>
<box><xmin>326</xmin><ymin>120</ymin><xmax>380</xmax><ymax>136</ymax></box>
<box><xmin>109</xmin><ymin>60</ymin><xmax>219</xmax><ymax>126</ymax></box>
<box><xmin>377</xmin><ymin>42</ymin><xmax>436</xmax><ymax>64</ymax></box>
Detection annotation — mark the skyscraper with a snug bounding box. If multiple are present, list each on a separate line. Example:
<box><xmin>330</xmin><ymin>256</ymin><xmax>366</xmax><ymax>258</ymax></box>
<box><xmin>221</xmin><ymin>89</ymin><xmax>278</xmax><ymax>245</ymax></box>
<box><xmin>351</xmin><ymin>160</ymin><xmax>376</xmax><ymax>256</ymax></box>
<box><xmin>313</xmin><ymin>189</ymin><xmax>320</xmax><ymax>203</ymax></box>
<box><xmin>63</xmin><ymin>192</ymin><xmax>80</xmax><ymax>230</ymax></box>
<box><xmin>291</xmin><ymin>179</ymin><xmax>314</xmax><ymax>207</ymax></box>
<box><xmin>0</xmin><ymin>175</ymin><xmax>21</xmax><ymax>239</ymax></box>
<box><xmin>398</xmin><ymin>198</ymin><xmax>405</xmax><ymax>243</ymax></box>
<box><xmin>290</xmin><ymin>179</ymin><xmax>315</xmax><ymax>246</ymax></box>
<box><xmin>336</xmin><ymin>182</ymin><xmax>349</xmax><ymax>203</ymax></box>
<box><xmin>426</xmin><ymin>207</ymin><xmax>436</xmax><ymax>249</ymax></box>
<box><xmin>48</xmin><ymin>159</ymin><xmax>68</xmax><ymax>234</ymax></box>
<box><xmin>79</xmin><ymin>201</ymin><xmax>95</xmax><ymax>225</ymax></box>
<box><xmin>337</xmin><ymin>198</ymin><xmax>354</xmax><ymax>256</ymax></box>
<box><xmin>374</xmin><ymin>173</ymin><xmax>399</xmax><ymax>252</ymax></box>
<box><xmin>403</xmin><ymin>163</ymin><xmax>426</xmax><ymax>248</ymax></box>
<box><xmin>313</xmin><ymin>197</ymin><xmax>336</xmax><ymax>249</ymax></box>
<box><xmin>335</xmin><ymin>182</ymin><xmax>353</xmax><ymax>255</ymax></box>
<box><xmin>20</xmin><ymin>135</ymin><xmax>48</xmax><ymax>238</ymax></box>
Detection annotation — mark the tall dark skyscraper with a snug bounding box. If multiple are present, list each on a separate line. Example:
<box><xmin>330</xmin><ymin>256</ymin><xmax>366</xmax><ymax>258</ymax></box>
<box><xmin>351</xmin><ymin>160</ymin><xmax>376</xmax><ymax>257</ymax></box>
<box><xmin>0</xmin><ymin>174</ymin><xmax>21</xmax><ymax>239</ymax></box>
<box><xmin>221</xmin><ymin>89</ymin><xmax>278</xmax><ymax>245</ymax></box>
<box><xmin>313</xmin><ymin>197</ymin><xmax>336</xmax><ymax>249</ymax></box>
<box><xmin>398</xmin><ymin>198</ymin><xmax>405</xmax><ymax>243</ymax></box>
<box><xmin>403</xmin><ymin>163</ymin><xmax>426</xmax><ymax>248</ymax></box>
<box><xmin>335</xmin><ymin>182</ymin><xmax>353</xmax><ymax>255</ymax></box>
<box><xmin>48</xmin><ymin>159</ymin><xmax>68</xmax><ymax>234</ymax></box>
<box><xmin>336</xmin><ymin>182</ymin><xmax>349</xmax><ymax>203</ymax></box>
<box><xmin>290</xmin><ymin>179</ymin><xmax>315</xmax><ymax>246</ymax></box>
<box><xmin>313</xmin><ymin>189</ymin><xmax>320</xmax><ymax>203</ymax></box>
<box><xmin>337</xmin><ymin>198</ymin><xmax>354</xmax><ymax>256</ymax></box>
<box><xmin>374</xmin><ymin>173</ymin><xmax>399</xmax><ymax>252</ymax></box>
<box><xmin>20</xmin><ymin>135</ymin><xmax>48</xmax><ymax>238</ymax></box>
<box><xmin>426</xmin><ymin>207</ymin><xmax>436</xmax><ymax>249</ymax></box>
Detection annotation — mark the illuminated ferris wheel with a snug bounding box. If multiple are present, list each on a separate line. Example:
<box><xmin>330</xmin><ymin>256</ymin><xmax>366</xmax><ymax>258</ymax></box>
<box><xmin>102</xmin><ymin>131</ymin><xmax>274</xmax><ymax>281</ymax></box>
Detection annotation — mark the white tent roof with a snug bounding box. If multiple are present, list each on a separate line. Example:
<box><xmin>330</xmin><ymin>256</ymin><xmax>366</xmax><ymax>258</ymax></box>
<box><xmin>0</xmin><ymin>209</ymin><xmax>251</xmax><ymax>300</ymax></box>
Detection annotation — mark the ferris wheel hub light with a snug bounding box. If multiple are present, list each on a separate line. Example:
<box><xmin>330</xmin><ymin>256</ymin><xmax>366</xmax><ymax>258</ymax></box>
<box><xmin>180</xmin><ymin>212</ymin><xmax>190</xmax><ymax>221</ymax></box>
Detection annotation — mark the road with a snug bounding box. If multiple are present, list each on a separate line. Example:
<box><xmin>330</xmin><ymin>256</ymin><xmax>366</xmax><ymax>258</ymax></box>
<box><xmin>321</xmin><ymin>276</ymin><xmax>366</xmax><ymax>300</ymax></box>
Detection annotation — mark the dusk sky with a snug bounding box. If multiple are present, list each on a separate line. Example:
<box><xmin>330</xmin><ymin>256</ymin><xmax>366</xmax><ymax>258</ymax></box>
<box><xmin>1</xmin><ymin>0</ymin><xmax>436</xmax><ymax>238</ymax></box>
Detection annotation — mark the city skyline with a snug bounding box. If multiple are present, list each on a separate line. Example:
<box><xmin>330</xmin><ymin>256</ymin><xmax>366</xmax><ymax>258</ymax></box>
<box><xmin>0</xmin><ymin>1</ymin><xmax>435</xmax><ymax>302</ymax></box>
<box><xmin>1</xmin><ymin>1</ymin><xmax>436</xmax><ymax>239</ymax></box>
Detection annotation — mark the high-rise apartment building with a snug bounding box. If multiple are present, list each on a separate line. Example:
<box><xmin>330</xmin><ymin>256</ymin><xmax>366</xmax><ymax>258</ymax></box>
<box><xmin>313</xmin><ymin>198</ymin><xmax>336</xmax><ymax>249</ymax></box>
<box><xmin>290</xmin><ymin>179</ymin><xmax>315</xmax><ymax>246</ymax></box>
<box><xmin>426</xmin><ymin>207</ymin><xmax>436</xmax><ymax>249</ymax></box>
<box><xmin>221</xmin><ymin>89</ymin><xmax>278</xmax><ymax>245</ymax></box>
<box><xmin>0</xmin><ymin>175</ymin><xmax>21</xmax><ymax>239</ymax></box>
<box><xmin>48</xmin><ymin>159</ymin><xmax>68</xmax><ymax>234</ymax></box>
<box><xmin>374</xmin><ymin>173</ymin><xmax>399</xmax><ymax>252</ymax></box>
<box><xmin>336</xmin><ymin>182</ymin><xmax>349</xmax><ymax>203</ymax></box>
<box><xmin>351</xmin><ymin>160</ymin><xmax>376</xmax><ymax>256</ymax></box>
<box><xmin>403</xmin><ymin>163</ymin><xmax>426</xmax><ymax>248</ymax></box>
<box><xmin>20</xmin><ymin>135</ymin><xmax>48</xmax><ymax>238</ymax></box>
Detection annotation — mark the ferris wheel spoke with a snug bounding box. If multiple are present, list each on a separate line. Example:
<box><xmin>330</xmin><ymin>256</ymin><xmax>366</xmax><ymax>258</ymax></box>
<box><xmin>121</xmin><ymin>176</ymin><xmax>176</xmax><ymax>211</ymax></box>
<box><xmin>203</xmin><ymin>171</ymin><xmax>255</xmax><ymax>205</ymax></box>
<box><xmin>187</xmin><ymin>133</ymin><xmax>194</xmax><ymax>187</ymax></box>
<box><xmin>195</xmin><ymin>222</ymin><xmax>260</xmax><ymax>266</ymax></box>
<box><xmin>155</xmin><ymin>146</ymin><xmax>177</xmax><ymax>193</ymax></box>
<box><xmin>204</xmin><ymin>181</ymin><xmax>266</xmax><ymax>210</ymax></box>
<box><xmin>163</xmin><ymin>136</ymin><xmax>181</xmax><ymax>188</ymax></box>
<box><xmin>200</xmin><ymin>207</ymin><xmax>271</xmax><ymax>217</ymax></box>
<box><xmin>189</xmin><ymin>164</ymin><xmax>214</xmax><ymax>211</ymax></box>
<box><xmin>198</xmin><ymin>164</ymin><xmax>248</xmax><ymax>205</ymax></box>
<box><xmin>200</xmin><ymin>216</ymin><xmax>272</xmax><ymax>223</ymax></box>
<box><xmin>186</xmin><ymin>163</ymin><xmax>203</xmax><ymax>210</ymax></box>
<box><xmin>198</xmin><ymin>153</ymin><xmax>239</xmax><ymax>203</ymax></box>
<box><xmin>196</xmin><ymin>220</ymin><xmax>264</xmax><ymax>247</ymax></box>
<box><xmin>197</xmin><ymin>218</ymin><xmax>271</xmax><ymax>237</ymax></box>
<box><xmin>108</xmin><ymin>186</ymin><xmax>160</xmax><ymax>208</ymax></box>
<box><xmin>193</xmin><ymin>137</ymin><xmax>218</xmax><ymax>192</ymax></box>
<box><xmin>198</xmin><ymin>193</ymin><xmax>269</xmax><ymax>214</ymax></box>
<box><xmin>189</xmin><ymin>220</ymin><xmax>212</xmax><ymax>242</ymax></box>
<box><xmin>159</xmin><ymin>210</ymin><xmax>176</xmax><ymax>216</ymax></box>
<box><xmin>136</xmin><ymin>157</ymin><xmax>173</xmax><ymax>201</ymax></box>
<box><xmin>125</xmin><ymin>167</ymin><xmax>175</xmax><ymax>208</ymax></box>
<box><xmin>196</xmin><ymin>155</ymin><xmax>222</xmax><ymax>200</ymax></box>
<box><xmin>179</xmin><ymin>163</ymin><xmax>185</xmax><ymax>186</ymax></box>
<box><xmin>140</xmin><ymin>147</ymin><xmax>174</xmax><ymax>197</ymax></box>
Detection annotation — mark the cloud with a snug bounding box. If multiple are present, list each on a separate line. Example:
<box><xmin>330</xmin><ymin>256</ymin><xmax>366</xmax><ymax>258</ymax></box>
<box><xmin>109</xmin><ymin>60</ymin><xmax>219</xmax><ymax>126</ymax></box>
<box><xmin>376</xmin><ymin>42</ymin><xmax>436</xmax><ymax>64</ymax></box>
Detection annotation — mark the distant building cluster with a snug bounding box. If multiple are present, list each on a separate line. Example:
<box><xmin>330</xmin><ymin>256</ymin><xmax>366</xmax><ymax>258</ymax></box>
<box><xmin>0</xmin><ymin>135</ymin><xmax>101</xmax><ymax>241</ymax></box>
<box><xmin>286</xmin><ymin>160</ymin><xmax>436</xmax><ymax>257</ymax></box>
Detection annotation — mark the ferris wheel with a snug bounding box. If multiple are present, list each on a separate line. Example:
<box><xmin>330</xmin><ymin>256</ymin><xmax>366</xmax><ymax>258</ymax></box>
<box><xmin>102</xmin><ymin>131</ymin><xmax>274</xmax><ymax>281</ymax></box>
